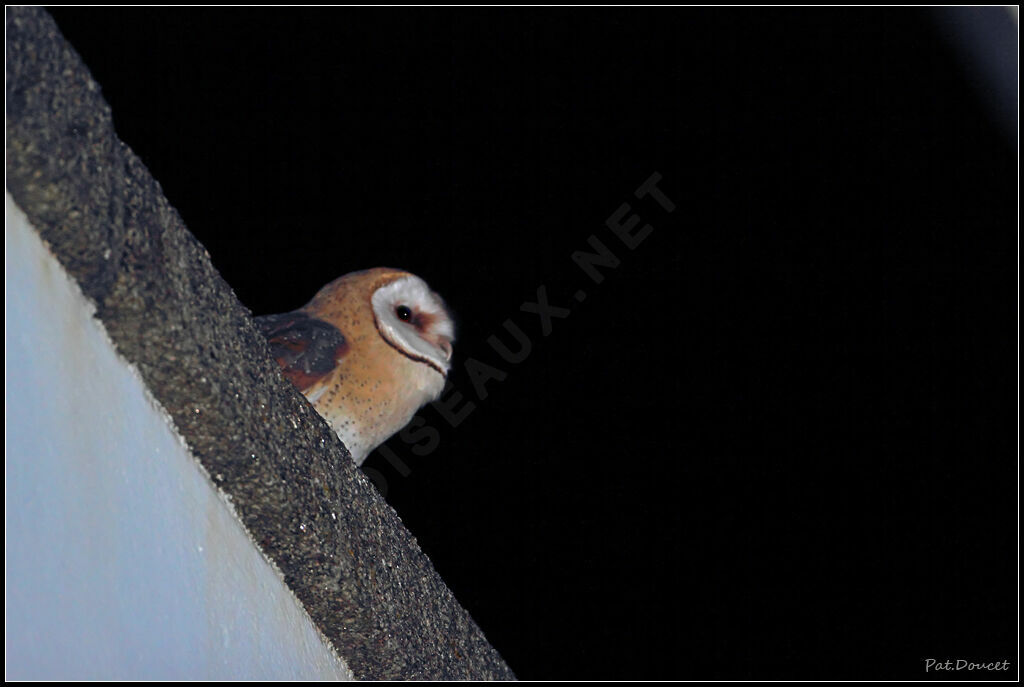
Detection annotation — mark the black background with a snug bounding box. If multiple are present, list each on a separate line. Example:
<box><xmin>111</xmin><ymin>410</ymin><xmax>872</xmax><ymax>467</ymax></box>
<box><xmin>47</xmin><ymin>9</ymin><xmax>1016</xmax><ymax>680</ymax></box>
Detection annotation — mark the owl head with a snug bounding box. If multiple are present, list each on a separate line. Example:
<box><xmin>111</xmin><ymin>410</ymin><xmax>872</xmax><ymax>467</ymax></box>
<box><xmin>366</xmin><ymin>269</ymin><xmax>455</xmax><ymax>377</ymax></box>
<box><xmin>304</xmin><ymin>266</ymin><xmax>456</xmax><ymax>388</ymax></box>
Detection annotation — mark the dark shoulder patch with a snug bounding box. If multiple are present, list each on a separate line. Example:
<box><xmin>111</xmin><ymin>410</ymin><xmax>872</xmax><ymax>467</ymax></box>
<box><xmin>254</xmin><ymin>311</ymin><xmax>348</xmax><ymax>391</ymax></box>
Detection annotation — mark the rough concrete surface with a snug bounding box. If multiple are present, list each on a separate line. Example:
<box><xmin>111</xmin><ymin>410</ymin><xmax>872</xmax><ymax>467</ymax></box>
<box><xmin>5</xmin><ymin>7</ymin><xmax>514</xmax><ymax>680</ymax></box>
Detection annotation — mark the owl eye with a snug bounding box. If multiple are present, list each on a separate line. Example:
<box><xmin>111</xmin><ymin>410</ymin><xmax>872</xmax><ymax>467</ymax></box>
<box><xmin>395</xmin><ymin>305</ymin><xmax>413</xmax><ymax>322</ymax></box>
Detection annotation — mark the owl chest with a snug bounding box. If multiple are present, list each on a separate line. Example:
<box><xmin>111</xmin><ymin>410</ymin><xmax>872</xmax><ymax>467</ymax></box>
<box><xmin>313</xmin><ymin>345</ymin><xmax>443</xmax><ymax>449</ymax></box>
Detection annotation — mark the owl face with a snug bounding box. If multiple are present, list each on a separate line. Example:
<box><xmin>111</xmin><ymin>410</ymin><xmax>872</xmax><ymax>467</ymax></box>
<box><xmin>370</xmin><ymin>273</ymin><xmax>455</xmax><ymax>378</ymax></box>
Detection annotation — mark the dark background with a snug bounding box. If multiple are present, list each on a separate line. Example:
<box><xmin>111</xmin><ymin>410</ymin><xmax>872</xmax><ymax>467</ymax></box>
<box><xmin>47</xmin><ymin>9</ymin><xmax>1017</xmax><ymax>680</ymax></box>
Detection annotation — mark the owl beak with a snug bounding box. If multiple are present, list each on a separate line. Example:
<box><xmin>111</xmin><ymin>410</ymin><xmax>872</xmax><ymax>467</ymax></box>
<box><xmin>437</xmin><ymin>336</ymin><xmax>453</xmax><ymax>362</ymax></box>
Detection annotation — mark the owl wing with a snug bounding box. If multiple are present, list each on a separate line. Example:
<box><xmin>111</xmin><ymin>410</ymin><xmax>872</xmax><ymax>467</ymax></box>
<box><xmin>254</xmin><ymin>311</ymin><xmax>349</xmax><ymax>392</ymax></box>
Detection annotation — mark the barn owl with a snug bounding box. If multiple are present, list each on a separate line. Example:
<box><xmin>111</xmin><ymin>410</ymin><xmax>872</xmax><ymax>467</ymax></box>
<box><xmin>255</xmin><ymin>267</ymin><xmax>454</xmax><ymax>465</ymax></box>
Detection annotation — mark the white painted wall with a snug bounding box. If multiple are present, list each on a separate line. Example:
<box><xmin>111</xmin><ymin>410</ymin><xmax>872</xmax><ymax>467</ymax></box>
<box><xmin>4</xmin><ymin>193</ymin><xmax>353</xmax><ymax>680</ymax></box>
